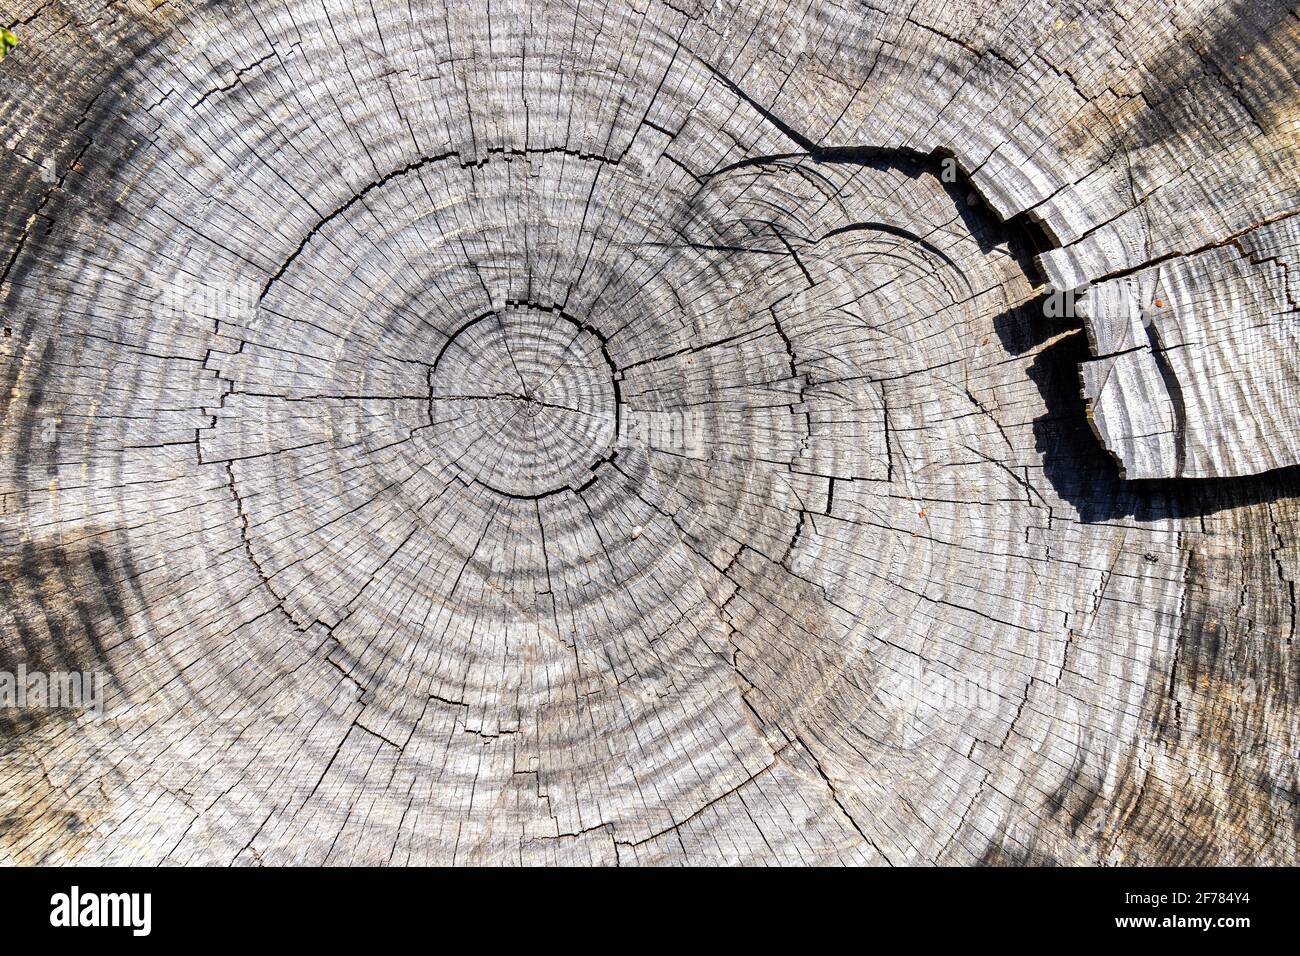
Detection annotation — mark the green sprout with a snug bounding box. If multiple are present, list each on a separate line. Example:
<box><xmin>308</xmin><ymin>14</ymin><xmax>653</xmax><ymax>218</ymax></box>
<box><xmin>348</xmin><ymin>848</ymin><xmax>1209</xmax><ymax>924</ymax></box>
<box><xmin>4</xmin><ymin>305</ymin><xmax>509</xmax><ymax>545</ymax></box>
<box><xmin>0</xmin><ymin>27</ymin><xmax>18</xmax><ymax>60</ymax></box>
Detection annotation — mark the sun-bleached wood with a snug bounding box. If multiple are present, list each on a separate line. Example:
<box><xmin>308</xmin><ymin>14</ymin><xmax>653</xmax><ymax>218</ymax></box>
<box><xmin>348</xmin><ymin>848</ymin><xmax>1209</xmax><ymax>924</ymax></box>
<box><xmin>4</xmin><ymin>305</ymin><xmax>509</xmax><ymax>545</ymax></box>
<box><xmin>0</xmin><ymin>0</ymin><xmax>1296</xmax><ymax>865</ymax></box>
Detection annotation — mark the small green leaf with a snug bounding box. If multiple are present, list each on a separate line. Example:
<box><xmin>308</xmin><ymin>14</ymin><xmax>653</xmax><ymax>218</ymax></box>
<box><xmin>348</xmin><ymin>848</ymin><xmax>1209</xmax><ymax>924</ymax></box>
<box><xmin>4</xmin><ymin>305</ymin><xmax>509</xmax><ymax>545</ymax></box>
<box><xmin>0</xmin><ymin>27</ymin><xmax>18</xmax><ymax>60</ymax></box>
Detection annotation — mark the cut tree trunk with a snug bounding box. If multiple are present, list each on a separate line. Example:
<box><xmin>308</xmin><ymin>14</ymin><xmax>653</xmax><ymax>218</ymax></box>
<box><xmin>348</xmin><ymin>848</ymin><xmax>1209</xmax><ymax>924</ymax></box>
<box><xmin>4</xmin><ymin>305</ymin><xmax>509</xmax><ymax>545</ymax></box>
<box><xmin>0</xmin><ymin>0</ymin><xmax>1296</xmax><ymax>865</ymax></box>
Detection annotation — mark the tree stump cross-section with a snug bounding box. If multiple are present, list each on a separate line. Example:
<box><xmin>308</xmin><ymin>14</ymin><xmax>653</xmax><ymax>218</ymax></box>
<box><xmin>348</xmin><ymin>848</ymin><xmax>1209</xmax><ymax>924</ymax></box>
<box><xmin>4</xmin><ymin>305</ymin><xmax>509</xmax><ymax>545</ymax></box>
<box><xmin>0</xmin><ymin>0</ymin><xmax>1296</xmax><ymax>866</ymax></box>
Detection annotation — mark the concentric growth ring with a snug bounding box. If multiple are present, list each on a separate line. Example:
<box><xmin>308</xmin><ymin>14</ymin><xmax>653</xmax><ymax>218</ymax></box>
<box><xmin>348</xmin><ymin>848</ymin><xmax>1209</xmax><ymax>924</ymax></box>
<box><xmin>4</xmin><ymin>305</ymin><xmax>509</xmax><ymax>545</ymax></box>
<box><xmin>428</xmin><ymin>305</ymin><xmax>620</xmax><ymax>498</ymax></box>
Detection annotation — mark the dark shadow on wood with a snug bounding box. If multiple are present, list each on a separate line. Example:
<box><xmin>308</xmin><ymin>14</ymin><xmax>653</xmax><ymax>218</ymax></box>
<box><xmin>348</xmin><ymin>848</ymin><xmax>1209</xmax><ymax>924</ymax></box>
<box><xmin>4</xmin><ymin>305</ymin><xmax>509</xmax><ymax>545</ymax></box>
<box><xmin>1027</xmin><ymin>329</ymin><xmax>1300</xmax><ymax>522</ymax></box>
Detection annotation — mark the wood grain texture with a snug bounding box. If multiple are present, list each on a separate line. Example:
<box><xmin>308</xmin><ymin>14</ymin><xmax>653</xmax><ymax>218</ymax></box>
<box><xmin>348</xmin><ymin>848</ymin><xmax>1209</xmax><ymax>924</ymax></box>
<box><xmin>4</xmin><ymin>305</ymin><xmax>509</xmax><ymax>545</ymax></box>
<box><xmin>0</xmin><ymin>0</ymin><xmax>1296</xmax><ymax>865</ymax></box>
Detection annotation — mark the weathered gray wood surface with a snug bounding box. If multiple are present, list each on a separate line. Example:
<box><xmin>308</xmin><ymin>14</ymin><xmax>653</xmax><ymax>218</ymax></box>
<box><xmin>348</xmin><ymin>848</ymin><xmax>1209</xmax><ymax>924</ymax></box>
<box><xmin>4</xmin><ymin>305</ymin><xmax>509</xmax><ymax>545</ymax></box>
<box><xmin>0</xmin><ymin>0</ymin><xmax>1296</xmax><ymax>865</ymax></box>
